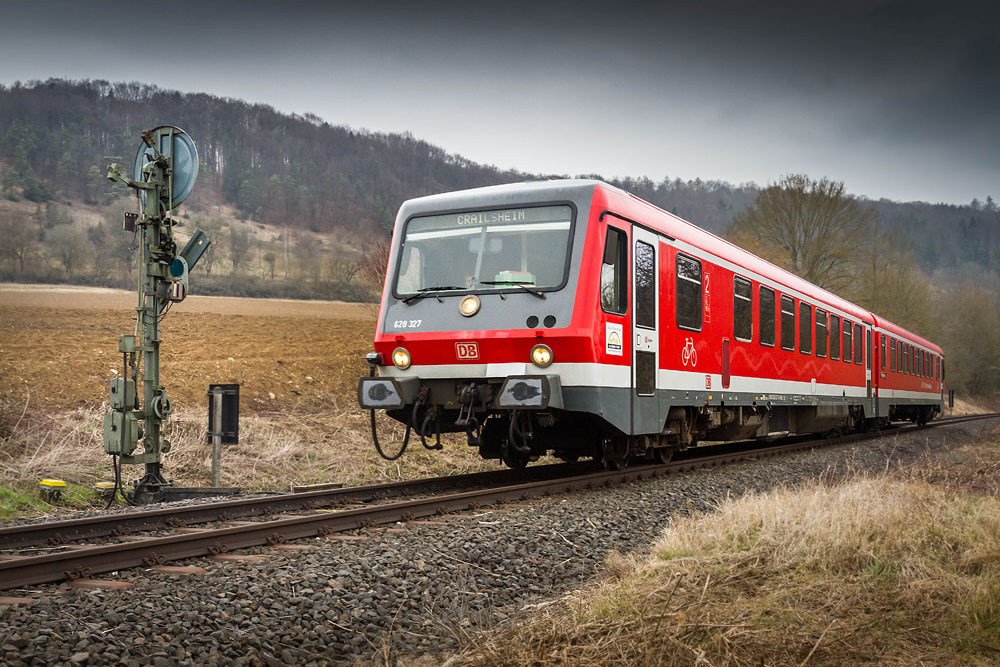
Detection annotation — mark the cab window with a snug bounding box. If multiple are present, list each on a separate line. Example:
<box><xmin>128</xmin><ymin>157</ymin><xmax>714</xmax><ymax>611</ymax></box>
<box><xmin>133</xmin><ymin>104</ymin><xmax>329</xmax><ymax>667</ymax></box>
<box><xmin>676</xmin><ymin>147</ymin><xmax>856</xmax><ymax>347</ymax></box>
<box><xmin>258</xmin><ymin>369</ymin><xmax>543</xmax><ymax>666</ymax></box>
<box><xmin>600</xmin><ymin>227</ymin><xmax>628</xmax><ymax>315</ymax></box>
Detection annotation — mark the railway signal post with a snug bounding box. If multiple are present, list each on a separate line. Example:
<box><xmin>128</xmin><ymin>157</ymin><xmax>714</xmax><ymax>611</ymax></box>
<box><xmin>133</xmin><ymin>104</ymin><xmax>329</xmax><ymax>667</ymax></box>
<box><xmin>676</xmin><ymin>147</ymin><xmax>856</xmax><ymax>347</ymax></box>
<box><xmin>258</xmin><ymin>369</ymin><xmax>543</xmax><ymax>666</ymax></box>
<box><xmin>104</xmin><ymin>126</ymin><xmax>211</xmax><ymax>504</ymax></box>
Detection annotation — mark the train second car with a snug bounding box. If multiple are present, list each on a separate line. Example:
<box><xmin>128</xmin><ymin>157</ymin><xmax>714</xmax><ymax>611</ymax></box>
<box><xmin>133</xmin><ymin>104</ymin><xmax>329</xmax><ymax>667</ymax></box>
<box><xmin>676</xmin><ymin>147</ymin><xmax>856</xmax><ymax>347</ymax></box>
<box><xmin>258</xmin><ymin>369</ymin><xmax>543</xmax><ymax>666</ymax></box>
<box><xmin>358</xmin><ymin>180</ymin><xmax>944</xmax><ymax>469</ymax></box>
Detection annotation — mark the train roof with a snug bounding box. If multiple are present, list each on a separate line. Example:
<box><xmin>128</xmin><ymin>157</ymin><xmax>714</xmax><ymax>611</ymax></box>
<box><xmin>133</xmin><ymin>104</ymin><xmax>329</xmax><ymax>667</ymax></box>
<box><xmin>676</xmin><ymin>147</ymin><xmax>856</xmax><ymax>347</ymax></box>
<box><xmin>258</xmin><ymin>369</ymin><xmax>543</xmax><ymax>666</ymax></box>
<box><xmin>870</xmin><ymin>315</ymin><xmax>942</xmax><ymax>353</ymax></box>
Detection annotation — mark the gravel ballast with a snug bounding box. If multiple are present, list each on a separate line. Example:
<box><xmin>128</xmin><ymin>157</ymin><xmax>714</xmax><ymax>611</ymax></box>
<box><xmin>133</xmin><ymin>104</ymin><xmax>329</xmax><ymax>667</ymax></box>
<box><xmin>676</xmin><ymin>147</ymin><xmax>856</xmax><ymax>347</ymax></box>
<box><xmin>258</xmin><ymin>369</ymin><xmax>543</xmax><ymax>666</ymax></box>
<box><xmin>1</xmin><ymin>421</ymin><xmax>994</xmax><ymax>666</ymax></box>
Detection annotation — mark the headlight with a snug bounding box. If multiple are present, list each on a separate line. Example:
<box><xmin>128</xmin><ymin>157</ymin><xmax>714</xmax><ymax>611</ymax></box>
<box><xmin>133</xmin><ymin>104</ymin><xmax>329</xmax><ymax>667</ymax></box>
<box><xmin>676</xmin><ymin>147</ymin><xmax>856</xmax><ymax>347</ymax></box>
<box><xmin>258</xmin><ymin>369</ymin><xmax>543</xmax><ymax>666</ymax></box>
<box><xmin>392</xmin><ymin>347</ymin><xmax>411</xmax><ymax>369</ymax></box>
<box><xmin>459</xmin><ymin>295</ymin><xmax>481</xmax><ymax>317</ymax></box>
<box><xmin>530</xmin><ymin>344</ymin><xmax>553</xmax><ymax>368</ymax></box>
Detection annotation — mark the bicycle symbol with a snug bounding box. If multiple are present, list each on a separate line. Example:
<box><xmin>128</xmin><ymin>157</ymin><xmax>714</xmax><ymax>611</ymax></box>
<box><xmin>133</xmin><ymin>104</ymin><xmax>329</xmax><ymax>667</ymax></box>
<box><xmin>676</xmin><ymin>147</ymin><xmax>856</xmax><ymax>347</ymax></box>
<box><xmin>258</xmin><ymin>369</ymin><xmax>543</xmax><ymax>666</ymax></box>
<box><xmin>682</xmin><ymin>337</ymin><xmax>698</xmax><ymax>367</ymax></box>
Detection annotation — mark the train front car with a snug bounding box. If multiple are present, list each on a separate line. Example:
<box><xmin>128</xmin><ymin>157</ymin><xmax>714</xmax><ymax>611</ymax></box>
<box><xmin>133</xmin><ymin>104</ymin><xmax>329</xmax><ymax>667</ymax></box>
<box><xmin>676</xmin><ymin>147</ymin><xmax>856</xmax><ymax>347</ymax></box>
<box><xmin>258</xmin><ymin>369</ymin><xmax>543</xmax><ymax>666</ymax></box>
<box><xmin>359</xmin><ymin>180</ymin><xmax>619</xmax><ymax>468</ymax></box>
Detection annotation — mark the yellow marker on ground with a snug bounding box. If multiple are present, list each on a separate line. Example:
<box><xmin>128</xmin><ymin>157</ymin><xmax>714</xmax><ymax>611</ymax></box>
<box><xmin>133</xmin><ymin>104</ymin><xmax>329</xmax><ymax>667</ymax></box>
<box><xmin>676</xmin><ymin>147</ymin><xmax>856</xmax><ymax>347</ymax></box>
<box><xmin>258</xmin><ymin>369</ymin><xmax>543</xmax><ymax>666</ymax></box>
<box><xmin>39</xmin><ymin>479</ymin><xmax>67</xmax><ymax>501</ymax></box>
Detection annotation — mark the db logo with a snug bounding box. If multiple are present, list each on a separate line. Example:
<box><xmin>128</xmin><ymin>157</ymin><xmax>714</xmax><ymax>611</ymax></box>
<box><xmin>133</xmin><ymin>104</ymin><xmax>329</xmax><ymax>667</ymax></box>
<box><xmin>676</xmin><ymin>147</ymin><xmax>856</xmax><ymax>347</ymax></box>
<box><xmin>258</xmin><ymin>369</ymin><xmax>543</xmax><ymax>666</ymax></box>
<box><xmin>456</xmin><ymin>342</ymin><xmax>479</xmax><ymax>360</ymax></box>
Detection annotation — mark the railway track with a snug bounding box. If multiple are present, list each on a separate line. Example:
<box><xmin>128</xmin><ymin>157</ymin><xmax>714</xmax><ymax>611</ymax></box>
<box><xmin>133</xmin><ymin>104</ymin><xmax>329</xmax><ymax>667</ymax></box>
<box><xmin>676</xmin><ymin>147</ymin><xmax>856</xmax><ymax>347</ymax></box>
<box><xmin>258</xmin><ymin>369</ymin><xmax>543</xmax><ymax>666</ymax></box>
<box><xmin>1</xmin><ymin>412</ymin><xmax>996</xmax><ymax>592</ymax></box>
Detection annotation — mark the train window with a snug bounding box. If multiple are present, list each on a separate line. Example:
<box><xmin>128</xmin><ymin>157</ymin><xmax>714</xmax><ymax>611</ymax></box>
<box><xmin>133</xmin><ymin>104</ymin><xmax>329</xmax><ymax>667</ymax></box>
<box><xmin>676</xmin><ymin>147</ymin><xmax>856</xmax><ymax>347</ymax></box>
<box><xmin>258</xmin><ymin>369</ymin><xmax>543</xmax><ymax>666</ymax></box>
<box><xmin>634</xmin><ymin>240</ymin><xmax>655</xmax><ymax>328</ymax></box>
<box><xmin>843</xmin><ymin>320</ymin><xmax>852</xmax><ymax>363</ymax></box>
<box><xmin>799</xmin><ymin>302</ymin><xmax>812</xmax><ymax>354</ymax></box>
<box><xmin>905</xmin><ymin>345</ymin><xmax>910</xmax><ymax>374</ymax></box>
<box><xmin>830</xmin><ymin>314</ymin><xmax>841</xmax><ymax>359</ymax></box>
<box><xmin>733</xmin><ymin>276</ymin><xmax>753</xmax><ymax>342</ymax></box>
<box><xmin>942</xmin><ymin>357</ymin><xmax>945</xmax><ymax>382</ymax></box>
<box><xmin>676</xmin><ymin>254</ymin><xmax>702</xmax><ymax>331</ymax></box>
<box><xmin>600</xmin><ymin>227</ymin><xmax>627</xmax><ymax>315</ymax></box>
<box><xmin>890</xmin><ymin>338</ymin><xmax>896</xmax><ymax>372</ymax></box>
<box><xmin>936</xmin><ymin>355</ymin><xmax>940</xmax><ymax>380</ymax></box>
<box><xmin>780</xmin><ymin>295</ymin><xmax>795</xmax><ymax>351</ymax></box>
<box><xmin>395</xmin><ymin>205</ymin><xmax>574</xmax><ymax>297</ymax></box>
<box><xmin>880</xmin><ymin>335</ymin><xmax>886</xmax><ymax>370</ymax></box>
<box><xmin>855</xmin><ymin>323</ymin><xmax>863</xmax><ymax>366</ymax></box>
<box><xmin>815</xmin><ymin>309</ymin><xmax>828</xmax><ymax>357</ymax></box>
<box><xmin>759</xmin><ymin>286</ymin><xmax>775</xmax><ymax>346</ymax></box>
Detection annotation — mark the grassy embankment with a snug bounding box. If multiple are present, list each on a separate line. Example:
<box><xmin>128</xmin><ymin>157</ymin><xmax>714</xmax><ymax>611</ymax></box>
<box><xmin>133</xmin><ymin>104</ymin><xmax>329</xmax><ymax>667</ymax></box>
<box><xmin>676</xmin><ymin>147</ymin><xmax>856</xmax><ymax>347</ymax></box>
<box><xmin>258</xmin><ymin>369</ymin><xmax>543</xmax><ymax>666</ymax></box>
<box><xmin>451</xmin><ymin>418</ymin><xmax>1000</xmax><ymax>666</ymax></box>
<box><xmin>0</xmin><ymin>399</ymin><xmax>490</xmax><ymax>519</ymax></box>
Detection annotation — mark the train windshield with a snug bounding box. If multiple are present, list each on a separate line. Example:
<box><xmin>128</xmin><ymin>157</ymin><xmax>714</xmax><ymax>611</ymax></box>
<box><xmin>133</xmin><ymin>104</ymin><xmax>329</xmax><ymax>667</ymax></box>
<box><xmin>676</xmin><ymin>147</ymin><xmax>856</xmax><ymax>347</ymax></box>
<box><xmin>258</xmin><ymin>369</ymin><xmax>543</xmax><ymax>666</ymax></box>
<box><xmin>395</xmin><ymin>205</ymin><xmax>573</xmax><ymax>296</ymax></box>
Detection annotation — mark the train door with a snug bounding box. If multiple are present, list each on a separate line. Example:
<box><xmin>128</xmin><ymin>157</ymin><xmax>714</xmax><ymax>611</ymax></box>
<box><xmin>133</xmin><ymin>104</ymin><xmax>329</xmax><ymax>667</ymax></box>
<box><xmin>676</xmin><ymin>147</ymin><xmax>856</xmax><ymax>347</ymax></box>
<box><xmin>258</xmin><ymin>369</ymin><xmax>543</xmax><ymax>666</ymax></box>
<box><xmin>865</xmin><ymin>326</ymin><xmax>873</xmax><ymax>412</ymax></box>
<box><xmin>631</xmin><ymin>226</ymin><xmax>659</xmax><ymax>434</ymax></box>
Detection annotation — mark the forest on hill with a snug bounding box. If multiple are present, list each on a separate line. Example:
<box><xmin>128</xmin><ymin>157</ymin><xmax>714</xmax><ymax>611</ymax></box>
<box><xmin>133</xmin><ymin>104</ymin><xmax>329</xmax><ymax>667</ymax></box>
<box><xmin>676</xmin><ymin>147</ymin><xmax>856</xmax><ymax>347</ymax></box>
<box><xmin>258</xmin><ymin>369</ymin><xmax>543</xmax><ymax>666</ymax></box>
<box><xmin>0</xmin><ymin>78</ymin><xmax>997</xmax><ymax>275</ymax></box>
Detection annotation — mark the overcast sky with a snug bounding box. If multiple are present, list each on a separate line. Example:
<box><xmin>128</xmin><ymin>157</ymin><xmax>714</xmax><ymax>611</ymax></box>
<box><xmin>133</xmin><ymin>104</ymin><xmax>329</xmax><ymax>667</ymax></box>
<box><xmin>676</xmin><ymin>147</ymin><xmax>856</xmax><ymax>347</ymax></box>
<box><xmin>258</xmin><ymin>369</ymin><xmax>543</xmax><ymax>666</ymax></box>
<box><xmin>0</xmin><ymin>0</ymin><xmax>996</xmax><ymax>205</ymax></box>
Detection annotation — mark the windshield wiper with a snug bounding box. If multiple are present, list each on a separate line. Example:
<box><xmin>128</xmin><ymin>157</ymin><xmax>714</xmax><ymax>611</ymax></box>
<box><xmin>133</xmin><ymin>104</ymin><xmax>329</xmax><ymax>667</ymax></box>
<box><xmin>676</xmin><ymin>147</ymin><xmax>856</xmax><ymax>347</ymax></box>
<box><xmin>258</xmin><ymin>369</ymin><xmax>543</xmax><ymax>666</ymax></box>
<box><xmin>401</xmin><ymin>285</ymin><xmax>465</xmax><ymax>304</ymax></box>
<box><xmin>479</xmin><ymin>281</ymin><xmax>546</xmax><ymax>299</ymax></box>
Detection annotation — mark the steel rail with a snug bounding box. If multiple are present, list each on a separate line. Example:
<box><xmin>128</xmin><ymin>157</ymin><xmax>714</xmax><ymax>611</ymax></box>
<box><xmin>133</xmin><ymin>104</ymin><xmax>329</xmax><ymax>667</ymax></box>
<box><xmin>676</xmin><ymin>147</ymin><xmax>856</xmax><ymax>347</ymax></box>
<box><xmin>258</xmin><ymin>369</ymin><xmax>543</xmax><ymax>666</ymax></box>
<box><xmin>0</xmin><ymin>462</ymin><xmax>592</xmax><ymax>550</ymax></box>
<box><xmin>0</xmin><ymin>413</ymin><xmax>991</xmax><ymax>552</ymax></box>
<box><xmin>0</xmin><ymin>412</ymin><xmax>995</xmax><ymax>591</ymax></box>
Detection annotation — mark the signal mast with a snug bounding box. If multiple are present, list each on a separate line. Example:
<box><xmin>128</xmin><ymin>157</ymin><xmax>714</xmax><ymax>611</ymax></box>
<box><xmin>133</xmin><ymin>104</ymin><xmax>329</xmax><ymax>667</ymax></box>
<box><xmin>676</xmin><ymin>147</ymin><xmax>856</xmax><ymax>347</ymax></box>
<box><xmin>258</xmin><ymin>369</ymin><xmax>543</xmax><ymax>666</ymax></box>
<box><xmin>104</xmin><ymin>126</ymin><xmax>210</xmax><ymax>504</ymax></box>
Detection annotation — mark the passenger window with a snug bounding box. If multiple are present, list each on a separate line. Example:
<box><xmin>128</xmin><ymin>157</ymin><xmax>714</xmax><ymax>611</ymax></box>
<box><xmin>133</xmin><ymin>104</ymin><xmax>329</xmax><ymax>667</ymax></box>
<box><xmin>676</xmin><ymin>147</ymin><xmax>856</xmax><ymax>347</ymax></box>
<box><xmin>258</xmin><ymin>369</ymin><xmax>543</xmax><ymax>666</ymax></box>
<box><xmin>830</xmin><ymin>314</ymin><xmax>841</xmax><ymax>360</ymax></box>
<box><xmin>600</xmin><ymin>227</ymin><xmax>627</xmax><ymax>315</ymax></box>
<box><xmin>815</xmin><ymin>309</ymin><xmax>827</xmax><ymax>357</ymax></box>
<box><xmin>733</xmin><ymin>276</ymin><xmax>752</xmax><ymax>342</ymax></box>
<box><xmin>634</xmin><ymin>240</ymin><xmax>655</xmax><ymax>328</ymax></box>
<box><xmin>843</xmin><ymin>320</ymin><xmax>853</xmax><ymax>363</ymax></box>
<box><xmin>780</xmin><ymin>295</ymin><xmax>795</xmax><ymax>351</ymax></box>
<box><xmin>890</xmin><ymin>339</ymin><xmax>896</xmax><ymax>372</ymax></box>
<box><xmin>880</xmin><ymin>335</ymin><xmax>886</xmax><ymax>370</ymax></box>
<box><xmin>855</xmin><ymin>323</ymin><xmax>863</xmax><ymax>366</ymax></box>
<box><xmin>799</xmin><ymin>302</ymin><xmax>812</xmax><ymax>354</ymax></box>
<box><xmin>942</xmin><ymin>357</ymin><xmax>945</xmax><ymax>382</ymax></box>
<box><xmin>759</xmin><ymin>286</ymin><xmax>775</xmax><ymax>346</ymax></box>
<box><xmin>676</xmin><ymin>254</ymin><xmax>702</xmax><ymax>331</ymax></box>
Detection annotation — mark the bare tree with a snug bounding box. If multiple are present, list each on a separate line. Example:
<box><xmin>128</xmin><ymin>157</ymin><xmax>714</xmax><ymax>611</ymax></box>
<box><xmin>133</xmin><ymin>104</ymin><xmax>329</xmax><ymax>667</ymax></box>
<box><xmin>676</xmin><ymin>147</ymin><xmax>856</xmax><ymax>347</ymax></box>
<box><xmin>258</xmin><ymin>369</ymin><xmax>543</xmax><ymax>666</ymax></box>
<box><xmin>937</xmin><ymin>279</ymin><xmax>1000</xmax><ymax>395</ymax></box>
<box><xmin>292</xmin><ymin>233</ymin><xmax>321</xmax><ymax>282</ymax></box>
<box><xmin>849</xmin><ymin>223</ymin><xmax>933</xmax><ymax>335</ymax></box>
<box><xmin>228</xmin><ymin>222</ymin><xmax>252</xmax><ymax>273</ymax></box>
<box><xmin>357</xmin><ymin>237</ymin><xmax>392</xmax><ymax>290</ymax></box>
<box><xmin>326</xmin><ymin>249</ymin><xmax>359</xmax><ymax>284</ymax></box>
<box><xmin>263</xmin><ymin>250</ymin><xmax>277</xmax><ymax>279</ymax></box>
<box><xmin>0</xmin><ymin>213</ymin><xmax>38</xmax><ymax>273</ymax></box>
<box><xmin>728</xmin><ymin>174</ymin><xmax>875</xmax><ymax>292</ymax></box>
<box><xmin>48</xmin><ymin>224</ymin><xmax>91</xmax><ymax>275</ymax></box>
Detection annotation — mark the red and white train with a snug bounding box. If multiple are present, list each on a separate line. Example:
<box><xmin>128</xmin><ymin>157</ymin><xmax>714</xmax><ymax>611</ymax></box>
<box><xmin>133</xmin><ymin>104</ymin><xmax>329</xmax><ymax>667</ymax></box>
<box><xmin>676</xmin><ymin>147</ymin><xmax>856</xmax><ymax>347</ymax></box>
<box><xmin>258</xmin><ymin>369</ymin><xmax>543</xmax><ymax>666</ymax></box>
<box><xmin>359</xmin><ymin>180</ymin><xmax>944</xmax><ymax>468</ymax></box>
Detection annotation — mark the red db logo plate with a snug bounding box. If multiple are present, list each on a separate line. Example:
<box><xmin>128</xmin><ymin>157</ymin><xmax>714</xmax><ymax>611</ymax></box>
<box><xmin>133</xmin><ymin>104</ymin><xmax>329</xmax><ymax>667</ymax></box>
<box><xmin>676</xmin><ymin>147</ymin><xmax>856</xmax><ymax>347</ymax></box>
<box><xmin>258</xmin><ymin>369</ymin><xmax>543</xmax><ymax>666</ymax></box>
<box><xmin>456</xmin><ymin>342</ymin><xmax>479</xmax><ymax>360</ymax></box>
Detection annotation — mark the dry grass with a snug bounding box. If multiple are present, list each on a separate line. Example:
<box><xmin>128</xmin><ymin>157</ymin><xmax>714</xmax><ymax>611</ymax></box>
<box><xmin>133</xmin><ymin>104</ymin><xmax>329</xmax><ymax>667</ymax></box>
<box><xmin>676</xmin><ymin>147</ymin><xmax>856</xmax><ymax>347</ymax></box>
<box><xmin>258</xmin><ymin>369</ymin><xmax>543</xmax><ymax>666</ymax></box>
<box><xmin>449</xmin><ymin>426</ymin><xmax>1000</xmax><ymax>666</ymax></box>
<box><xmin>0</xmin><ymin>394</ymin><xmax>495</xmax><ymax>520</ymax></box>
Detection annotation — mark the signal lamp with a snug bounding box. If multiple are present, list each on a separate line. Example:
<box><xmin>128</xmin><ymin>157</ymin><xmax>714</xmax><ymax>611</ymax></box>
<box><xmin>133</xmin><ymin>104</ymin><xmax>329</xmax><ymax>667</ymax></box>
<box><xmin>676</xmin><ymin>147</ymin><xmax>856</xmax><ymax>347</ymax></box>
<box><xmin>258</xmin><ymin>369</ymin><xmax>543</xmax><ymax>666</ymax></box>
<box><xmin>459</xmin><ymin>295</ymin><xmax>481</xmax><ymax>317</ymax></box>
<box><xmin>392</xmin><ymin>347</ymin><xmax>412</xmax><ymax>369</ymax></box>
<box><xmin>530</xmin><ymin>344</ymin><xmax>553</xmax><ymax>368</ymax></box>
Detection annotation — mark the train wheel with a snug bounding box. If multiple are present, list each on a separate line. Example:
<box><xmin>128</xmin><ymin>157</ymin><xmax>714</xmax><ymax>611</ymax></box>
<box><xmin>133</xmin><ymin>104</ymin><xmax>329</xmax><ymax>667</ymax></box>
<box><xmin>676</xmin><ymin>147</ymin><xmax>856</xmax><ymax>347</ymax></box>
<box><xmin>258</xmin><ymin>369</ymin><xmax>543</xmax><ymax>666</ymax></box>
<box><xmin>502</xmin><ymin>443</ymin><xmax>530</xmax><ymax>470</ymax></box>
<box><xmin>653</xmin><ymin>446</ymin><xmax>674</xmax><ymax>464</ymax></box>
<box><xmin>600</xmin><ymin>437</ymin><xmax>629</xmax><ymax>471</ymax></box>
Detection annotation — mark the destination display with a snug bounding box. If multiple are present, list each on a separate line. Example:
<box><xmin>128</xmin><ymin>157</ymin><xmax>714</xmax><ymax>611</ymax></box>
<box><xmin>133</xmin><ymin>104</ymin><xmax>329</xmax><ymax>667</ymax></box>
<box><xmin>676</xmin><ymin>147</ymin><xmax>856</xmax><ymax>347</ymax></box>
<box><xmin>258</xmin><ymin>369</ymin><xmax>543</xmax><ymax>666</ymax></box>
<box><xmin>408</xmin><ymin>205</ymin><xmax>572</xmax><ymax>234</ymax></box>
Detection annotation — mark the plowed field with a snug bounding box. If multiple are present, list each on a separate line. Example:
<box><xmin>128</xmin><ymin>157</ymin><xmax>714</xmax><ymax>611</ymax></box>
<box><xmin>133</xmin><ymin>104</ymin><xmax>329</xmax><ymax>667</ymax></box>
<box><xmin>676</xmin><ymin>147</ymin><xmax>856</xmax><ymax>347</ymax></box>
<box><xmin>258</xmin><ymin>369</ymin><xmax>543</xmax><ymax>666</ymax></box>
<box><xmin>0</xmin><ymin>285</ymin><xmax>376</xmax><ymax>410</ymax></box>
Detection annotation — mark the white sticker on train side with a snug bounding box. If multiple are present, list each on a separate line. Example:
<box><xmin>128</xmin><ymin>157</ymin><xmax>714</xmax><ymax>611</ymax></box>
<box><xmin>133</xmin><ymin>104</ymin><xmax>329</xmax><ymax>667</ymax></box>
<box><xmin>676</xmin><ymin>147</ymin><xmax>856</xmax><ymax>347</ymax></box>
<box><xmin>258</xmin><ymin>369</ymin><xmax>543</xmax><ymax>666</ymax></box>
<box><xmin>606</xmin><ymin>322</ymin><xmax>623</xmax><ymax>356</ymax></box>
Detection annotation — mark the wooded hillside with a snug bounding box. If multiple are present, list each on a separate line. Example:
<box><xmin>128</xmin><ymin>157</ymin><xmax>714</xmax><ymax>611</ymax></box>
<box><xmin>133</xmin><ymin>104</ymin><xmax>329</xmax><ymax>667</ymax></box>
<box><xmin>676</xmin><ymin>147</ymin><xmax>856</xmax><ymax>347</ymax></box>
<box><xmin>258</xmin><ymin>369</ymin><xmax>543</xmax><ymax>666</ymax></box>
<box><xmin>1</xmin><ymin>78</ymin><xmax>996</xmax><ymax>276</ymax></box>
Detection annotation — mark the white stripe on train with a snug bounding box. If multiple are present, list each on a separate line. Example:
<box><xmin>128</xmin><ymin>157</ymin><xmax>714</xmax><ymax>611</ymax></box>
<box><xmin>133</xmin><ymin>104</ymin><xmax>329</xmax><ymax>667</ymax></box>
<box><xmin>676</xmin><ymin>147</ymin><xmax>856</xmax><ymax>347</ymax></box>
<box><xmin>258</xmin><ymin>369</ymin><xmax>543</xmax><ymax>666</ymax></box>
<box><xmin>380</xmin><ymin>361</ymin><xmax>939</xmax><ymax>401</ymax></box>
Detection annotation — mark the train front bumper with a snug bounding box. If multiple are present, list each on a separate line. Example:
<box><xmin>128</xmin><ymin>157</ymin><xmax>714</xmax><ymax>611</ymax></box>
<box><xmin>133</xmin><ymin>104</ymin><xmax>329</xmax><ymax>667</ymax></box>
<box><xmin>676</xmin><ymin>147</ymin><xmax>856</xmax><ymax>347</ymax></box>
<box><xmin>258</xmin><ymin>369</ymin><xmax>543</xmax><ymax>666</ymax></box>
<box><xmin>357</xmin><ymin>374</ymin><xmax>563</xmax><ymax>410</ymax></box>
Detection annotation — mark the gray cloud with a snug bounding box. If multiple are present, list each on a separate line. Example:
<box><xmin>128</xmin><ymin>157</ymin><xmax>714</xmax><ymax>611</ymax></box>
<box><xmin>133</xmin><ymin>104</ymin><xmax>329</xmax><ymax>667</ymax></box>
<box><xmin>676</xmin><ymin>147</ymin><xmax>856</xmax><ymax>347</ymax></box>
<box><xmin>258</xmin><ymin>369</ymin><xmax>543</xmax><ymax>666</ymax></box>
<box><xmin>0</xmin><ymin>0</ymin><xmax>996</xmax><ymax>204</ymax></box>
